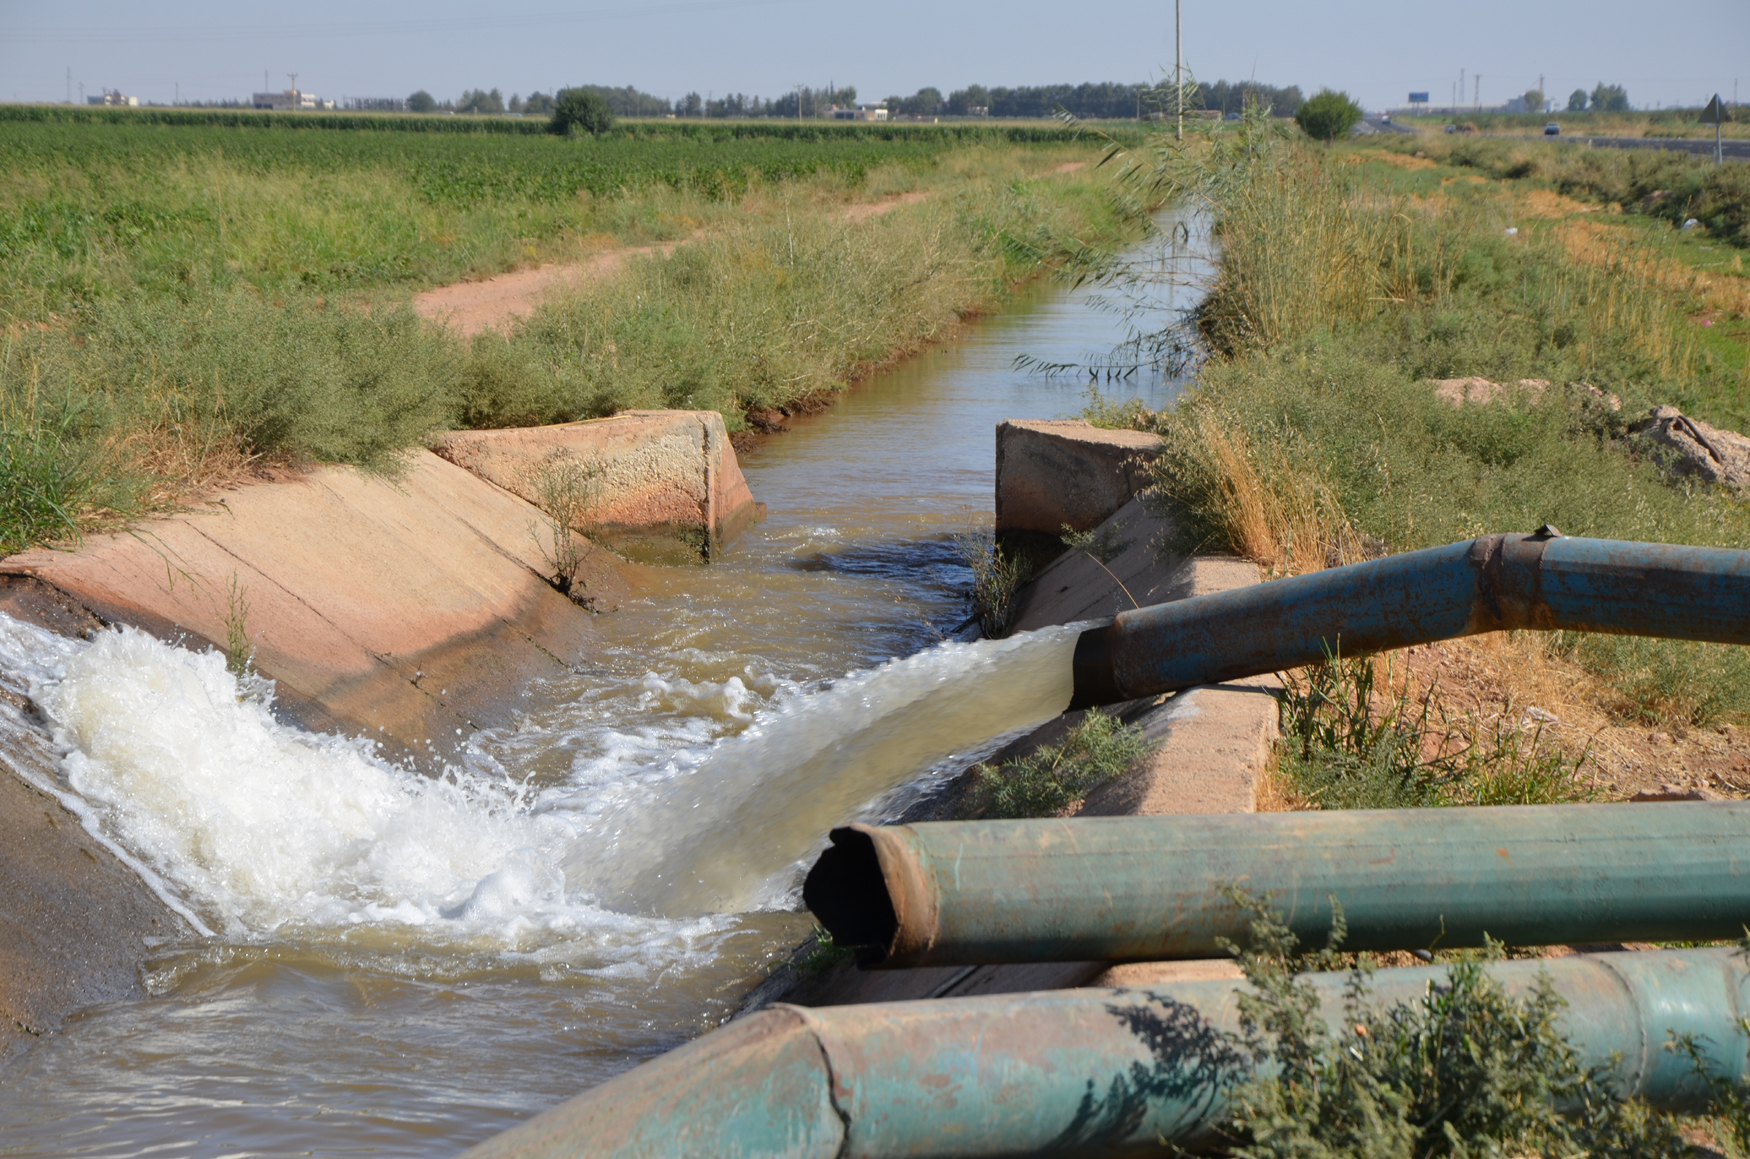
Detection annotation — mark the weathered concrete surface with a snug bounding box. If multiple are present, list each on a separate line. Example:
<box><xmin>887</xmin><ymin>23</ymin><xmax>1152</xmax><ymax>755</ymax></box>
<box><xmin>994</xmin><ymin>420</ymin><xmax>1160</xmax><ymax>537</ymax></box>
<box><xmin>1013</xmin><ymin>496</ymin><xmax>1278</xmax><ymax>821</ymax></box>
<box><xmin>0</xmin><ymin>674</ymin><xmax>189</xmax><ymax>1060</ymax></box>
<box><xmin>434</xmin><ymin>411</ymin><xmax>762</xmax><ymax>563</ymax></box>
<box><xmin>0</xmin><ymin>451</ymin><xmax>628</xmax><ymax>758</ymax></box>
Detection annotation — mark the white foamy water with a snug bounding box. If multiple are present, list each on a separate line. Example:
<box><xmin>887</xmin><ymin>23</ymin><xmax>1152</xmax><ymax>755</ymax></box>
<box><xmin>0</xmin><ymin>610</ymin><xmax>1079</xmax><ymax>949</ymax></box>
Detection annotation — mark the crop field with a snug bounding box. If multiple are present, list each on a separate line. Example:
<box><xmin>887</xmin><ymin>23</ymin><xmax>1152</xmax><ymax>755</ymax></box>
<box><xmin>0</xmin><ymin>114</ymin><xmax>1129</xmax><ymax>551</ymax></box>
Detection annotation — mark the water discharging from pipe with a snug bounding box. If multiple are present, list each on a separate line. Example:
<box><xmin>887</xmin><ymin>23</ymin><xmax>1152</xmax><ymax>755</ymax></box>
<box><xmin>4</xmin><ymin>614</ymin><xmax>1078</xmax><ymax>942</ymax></box>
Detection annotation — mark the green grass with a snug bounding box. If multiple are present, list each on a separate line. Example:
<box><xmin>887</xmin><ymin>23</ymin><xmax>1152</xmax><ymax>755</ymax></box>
<box><xmin>1086</xmin><ymin>118</ymin><xmax>1750</xmax><ymax>724</ymax></box>
<box><xmin>1277</xmin><ymin>652</ymin><xmax>1593</xmax><ymax>811</ymax></box>
<box><xmin>0</xmin><ymin>118</ymin><xmax>1132</xmax><ymax>551</ymax></box>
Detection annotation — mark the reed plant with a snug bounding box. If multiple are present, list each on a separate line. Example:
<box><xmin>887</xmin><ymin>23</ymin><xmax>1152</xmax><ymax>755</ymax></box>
<box><xmin>1110</xmin><ymin>124</ymin><xmax>1750</xmax><ymax>724</ymax></box>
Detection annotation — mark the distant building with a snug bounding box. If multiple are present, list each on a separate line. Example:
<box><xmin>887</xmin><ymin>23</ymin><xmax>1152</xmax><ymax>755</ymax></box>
<box><xmin>831</xmin><ymin>104</ymin><xmax>888</xmax><ymax>121</ymax></box>
<box><xmin>252</xmin><ymin>89</ymin><xmax>333</xmax><ymax>111</ymax></box>
<box><xmin>87</xmin><ymin>90</ymin><xmax>138</xmax><ymax>107</ymax></box>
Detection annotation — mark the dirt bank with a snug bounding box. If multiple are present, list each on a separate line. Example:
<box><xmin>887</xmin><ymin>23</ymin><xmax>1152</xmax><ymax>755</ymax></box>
<box><xmin>414</xmin><ymin>191</ymin><xmax>936</xmax><ymax>339</ymax></box>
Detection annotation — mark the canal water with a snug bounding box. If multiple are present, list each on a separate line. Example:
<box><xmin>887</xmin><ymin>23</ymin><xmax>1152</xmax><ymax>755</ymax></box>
<box><xmin>0</xmin><ymin>216</ymin><xmax>1206</xmax><ymax>1157</ymax></box>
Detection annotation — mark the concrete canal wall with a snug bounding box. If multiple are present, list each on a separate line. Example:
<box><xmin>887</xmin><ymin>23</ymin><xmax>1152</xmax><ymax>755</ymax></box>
<box><xmin>0</xmin><ymin>413</ymin><xmax>761</xmax><ymax>1058</ymax></box>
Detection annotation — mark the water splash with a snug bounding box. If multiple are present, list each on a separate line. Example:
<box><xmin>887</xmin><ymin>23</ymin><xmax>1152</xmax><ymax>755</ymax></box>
<box><xmin>0</xmin><ymin>612</ymin><xmax>1079</xmax><ymax>946</ymax></box>
<box><xmin>558</xmin><ymin>625</ymin><xmax>1082</xmax><ymax>916</ymax></box>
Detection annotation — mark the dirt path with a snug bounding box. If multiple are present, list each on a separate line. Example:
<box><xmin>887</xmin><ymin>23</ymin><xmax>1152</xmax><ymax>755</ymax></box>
<box><xmin>414</xmin><ymin>242</ymin><xmax>683</xmax><ymax>338</ymax></box>
<box><xmin>839</xmin><ymin>190</ymin><xmax>929</xmax><ymax>223</ymax></box>
<box><xmin>416</xmin><ymin>191</ymin><xmax>939</xmax><ymax>338</ymax></box>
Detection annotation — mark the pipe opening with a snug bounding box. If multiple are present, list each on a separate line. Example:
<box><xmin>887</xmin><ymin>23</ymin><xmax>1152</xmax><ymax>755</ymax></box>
<box><xmin>801</xmin><ymin>827</ymin><xmax>899</xmax><ymax>966</ymax></box>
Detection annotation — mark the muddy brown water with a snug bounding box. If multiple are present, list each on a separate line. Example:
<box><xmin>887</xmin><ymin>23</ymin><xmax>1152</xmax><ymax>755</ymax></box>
<box><xmin>0</xmin><ymin>217</ymin><xmax>1206</xmax><ymax>1158</ymax></box>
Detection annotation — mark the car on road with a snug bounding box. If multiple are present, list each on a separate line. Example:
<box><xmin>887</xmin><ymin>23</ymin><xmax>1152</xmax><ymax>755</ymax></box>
<box><xmin>1544</xmin><ymin>122</ymin><xmax>1561</xmax><ymax>135</ymax></box>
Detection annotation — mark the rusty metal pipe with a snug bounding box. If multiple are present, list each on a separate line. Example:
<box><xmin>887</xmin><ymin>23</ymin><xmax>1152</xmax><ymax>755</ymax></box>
<box><xmin>458</xmin><ymin>947</ymin><xmax>1750</xmax><ymax>1159</ymax></box>
<box><xmin>1069</xmin><ymin>533</ymin><xmax>1750</xmax><ymax>708</ymax></box>
<box><xmin>803</xmin><ymin>803</ymin><xmax>1750</xmax><ymax>968</ymax></box>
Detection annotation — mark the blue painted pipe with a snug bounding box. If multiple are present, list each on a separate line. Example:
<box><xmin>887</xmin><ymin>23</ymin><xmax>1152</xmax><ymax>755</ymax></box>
<box><xmin>1069</xmin><ymin>532</ymin><xmax>1750</xmax><ymax>707</ymax></box>
<box><xmin>457</xmin><ymin>947</ymin><xmax>1750</xmax><ymax>1158</ymax></box>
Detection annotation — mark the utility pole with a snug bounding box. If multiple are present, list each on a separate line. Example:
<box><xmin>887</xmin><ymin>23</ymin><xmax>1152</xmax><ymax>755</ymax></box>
<box><xmin>78</xmin><ymin>81</ymin><xmax>84</xmax><ymax>103</ymax></box>
<box><xmin>174</xmin><ymin>82</ymin><xmax>179</xmax><ymax>105</ymax></box>
<box><xmin>1174</xmin><ymin>0</ymin><xmax>1183</xmax><ymax>141</ymax></box>
<box><xmin>1474</xmin><ymin>75</ymin><xmax>1481</xmax><ymax>111</ymax></box>
<box><xmin>796</xmin><ymin>83</ymin><xmax>802</xmax><ymax>121</ymax></box>
<box><xmin>66</xmin><ymin>67</ymin><xmax>71</xmax><ymax>104</ymax></box>
<box><xmin>287</xmin><ymin>72</ymin><xmax>298</xmax><ymax>96</ymax></box>
<box><xmin>1538</xmin><ymin>74</ymin><xmax>1544</xmax><ymax>111</ymax></box>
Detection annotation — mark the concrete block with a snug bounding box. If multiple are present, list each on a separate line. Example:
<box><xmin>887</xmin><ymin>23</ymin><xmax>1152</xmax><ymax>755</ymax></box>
<box><xmin>994</xmin><ymin>420</ymin><xmax>1161</xmax><ymax>536</ymax></box>
<box><xmin>434</xmin><ymin>410</ymin><xmax>762</xmax><ymax>563</ymax></box>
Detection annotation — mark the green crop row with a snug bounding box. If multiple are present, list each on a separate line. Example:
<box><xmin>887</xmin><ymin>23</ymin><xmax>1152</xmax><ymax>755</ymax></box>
<box><xmin>0</xmin><ymin>121</ymin><xmax>988</xmax><ymax>208</ymax></box>
<box><xmin>0</xmin><ymin>102</ymin><xmax>1096</xmax><ymax>142</ymax></box>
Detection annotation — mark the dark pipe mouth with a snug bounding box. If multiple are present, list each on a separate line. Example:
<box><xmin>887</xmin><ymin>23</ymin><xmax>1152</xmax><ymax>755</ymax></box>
<box><xmin>1067</xmin><ymin>619</ymin><xmax>1123</xmax><ymax>711</ymax></box>
<box><xmin>802</xmin><ymin>827</ymin><xmax>899</xmax><ymax>967</ymax></box>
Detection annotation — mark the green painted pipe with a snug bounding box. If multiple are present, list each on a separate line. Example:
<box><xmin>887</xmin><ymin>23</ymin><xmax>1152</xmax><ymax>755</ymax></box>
<box><xmin>1068</xmin><ymin>533</ymin><xmax>1750</xmax><ymax>709</ymax></box>
<box><xmin>458</xmin><ymin>947</ymin><xmax>1750</xmax><ymax>1158</ymax></box>
<box><xmin>803</xmin><ymin>803</ymin><xmax>1750</xmax><ymax>968</ymax></box>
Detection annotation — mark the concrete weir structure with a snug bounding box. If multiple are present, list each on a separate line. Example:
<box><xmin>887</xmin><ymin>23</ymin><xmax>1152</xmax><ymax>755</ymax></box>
<box><xmin>435</xmin><ymin>410</ymin><xmax>763</xmax><ymax>563</ymax></box>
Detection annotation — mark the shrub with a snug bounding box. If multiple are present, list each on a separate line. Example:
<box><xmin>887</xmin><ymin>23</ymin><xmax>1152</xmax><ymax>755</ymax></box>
<box><xmin>549</xmin><ymin>88</ymin><xmax>615</xmax><ymax>137</ymax></box>
<box><xmin>1277</xmin><ymin>651</ymin><xmax>1594</xmax><ymax>811</ymax></box>
<box><xmin>1294</xmin><ymin>89</ymin><xmax>1363</xmax><ymax>143</ymax></box>
<box><xmin>954</xmin><ymin>533</ymin><xmax>1033</xmax><ymax>638</ymax></box>
<box><xmin>959</xmin><ymin>708</ymin><xmax>1150</xmax><ymax>818</ymax></box>
<box><xmin>1221</xmin><ymin>893</ymin><xmax>1690</xmax><ymax>1158</ymax></box>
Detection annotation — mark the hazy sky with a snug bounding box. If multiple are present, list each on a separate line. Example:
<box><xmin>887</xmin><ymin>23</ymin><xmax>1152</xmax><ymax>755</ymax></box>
<box><xmin>1</xmin><ymin>0</ymin><xmax>1744</xmax><ymax>113</ymax></box>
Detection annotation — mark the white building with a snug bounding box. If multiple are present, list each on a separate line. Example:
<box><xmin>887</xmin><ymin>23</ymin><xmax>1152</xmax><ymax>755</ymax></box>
<box><xmin>831</xmin><ymin>104</ymin><xmax>888</xmax><ymax>121</ymax></box>
<box><xmin>87</xmin><ymin>90</ymin><xmax>138</xmax><ymax>107</ymax></box>
<box><xmin>252</xmin><ymin>89</ymin><xmax>333</xmax><ymax>111</ymax></box>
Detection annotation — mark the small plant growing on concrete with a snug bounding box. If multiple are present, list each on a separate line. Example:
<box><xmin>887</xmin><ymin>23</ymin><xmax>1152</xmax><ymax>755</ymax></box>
<box><xmin>1061</xmin><ymin>520</ymin><xmax>1134</xmax><ymax>565</ymax></box>
<box><xmin>223</xmin><ymin>571</ymin><xmax>253</xmax><ymax>679</ymax></box>
<box><xmin>954</xmin><ymin>532</ymin><xmax>1032</xmax><ymax>638</ymax></box>
<box><xmin>959</xmin><ymin>708</ymin><xmax>1149</xmax><ymax>819</ymax></box>
<box><xmin>526</xmin><ymin>451</ymin><xmax>604</xmax><ymax>602</ymax></box>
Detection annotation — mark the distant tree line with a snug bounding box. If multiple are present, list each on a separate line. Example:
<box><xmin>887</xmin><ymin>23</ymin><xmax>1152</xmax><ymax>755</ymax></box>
<box><xmin>398</xmin><ymin>78</ymin><xmax>1305</xmax><ymax>121</ymax></box>
<box><xmin>1567</xmin><ymin>83</ymin><xmax>1631</xmax><ymax>113</ymax></box>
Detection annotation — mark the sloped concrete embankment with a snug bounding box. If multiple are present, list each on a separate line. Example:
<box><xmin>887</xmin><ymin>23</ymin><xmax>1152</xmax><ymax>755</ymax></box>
<box><xmin>0</xmin><ymin>411</ymin><xmax>758</xmax><ymax>1059</ymax></box>
<box><xmin>751</xmin><ymin>420</ymin><xmax>1276</xmax><ymax>1010</ymax></box>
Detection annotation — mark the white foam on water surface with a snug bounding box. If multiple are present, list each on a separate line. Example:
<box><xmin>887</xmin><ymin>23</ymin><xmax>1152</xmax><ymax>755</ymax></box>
<box><xmin>0</xmin><ymin>608</ymin><xmax>1080</xmax><ymax>955</ymax></box>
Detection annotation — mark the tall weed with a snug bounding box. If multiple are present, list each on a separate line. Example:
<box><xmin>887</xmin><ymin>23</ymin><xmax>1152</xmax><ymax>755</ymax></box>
<box><xmin>1221</xmin><ymin>894</ymin><xmax>1690</xmax><ymax>1158</ymax></box>
<box><xmin>1278</xmin><ymin>652</ymin><xmax>1593</xmax><ymax>810</ymax></box>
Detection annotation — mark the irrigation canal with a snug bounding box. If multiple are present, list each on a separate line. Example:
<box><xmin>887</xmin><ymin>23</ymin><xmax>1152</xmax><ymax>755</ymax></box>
<box><xmin>0</xmin><ymin>214</ymin><xmax>1205</xmax><ymax>1158</ymax></box>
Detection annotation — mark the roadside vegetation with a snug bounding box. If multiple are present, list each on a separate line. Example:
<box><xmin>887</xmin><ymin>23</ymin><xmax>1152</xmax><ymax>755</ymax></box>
<box><xmin>1076</xmin><ymin>104</ymin><xmax>1750</xmax><ymax>805</ymax></box>
<box><xmin>0</xmin><ymin>116</ymin><xmax>1136</xmax><ymax>552</ymax></box>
